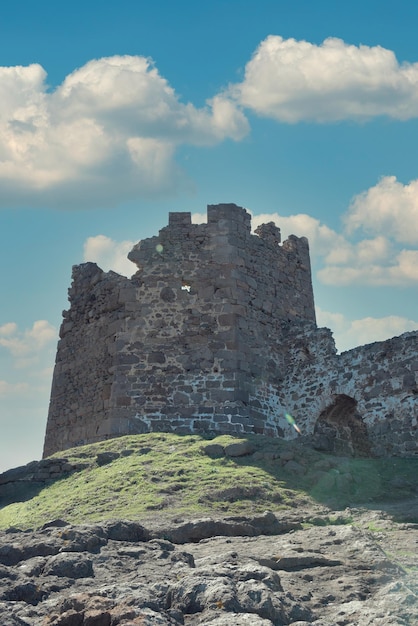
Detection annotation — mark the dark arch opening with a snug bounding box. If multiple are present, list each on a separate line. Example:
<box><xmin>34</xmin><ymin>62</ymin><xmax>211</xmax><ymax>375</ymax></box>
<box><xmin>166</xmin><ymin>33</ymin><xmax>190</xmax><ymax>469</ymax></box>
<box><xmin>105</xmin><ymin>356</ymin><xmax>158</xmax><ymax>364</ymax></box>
<box><xmin>313</xmin><ymin>394</ymin><xmax>371</xmax><ymax>457</ymax></box>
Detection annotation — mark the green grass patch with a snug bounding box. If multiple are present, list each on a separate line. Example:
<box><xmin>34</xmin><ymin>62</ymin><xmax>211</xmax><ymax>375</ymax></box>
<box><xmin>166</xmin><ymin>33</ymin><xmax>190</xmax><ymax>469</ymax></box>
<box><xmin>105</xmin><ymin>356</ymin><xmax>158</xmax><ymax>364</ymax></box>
<box><xmin>0</xmin><ymin>434</ymin><xmax>293</xmax><ymax>529</ymax></box>
<box><xmin>1</xmin><ymin>433</ymin><xmax>417</xmax><ymax>530</ymax></box>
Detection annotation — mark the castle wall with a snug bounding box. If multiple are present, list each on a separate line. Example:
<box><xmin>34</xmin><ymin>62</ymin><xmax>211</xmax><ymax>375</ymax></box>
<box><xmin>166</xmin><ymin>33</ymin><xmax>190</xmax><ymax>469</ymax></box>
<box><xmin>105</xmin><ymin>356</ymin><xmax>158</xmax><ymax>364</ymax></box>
<box><xmin>43</xmin><ymin>203</ymin><xmax>418</xmax><ymax>458</ymax></box>
<box><xmin>277</xmin><ymin>327</ymin><xmax>418</xmax><ymax>457</ymax></box>
<box><xmin>43</xmin><ymin>264</ymin><xmax>128</xmax><ymax>456</ymax></box>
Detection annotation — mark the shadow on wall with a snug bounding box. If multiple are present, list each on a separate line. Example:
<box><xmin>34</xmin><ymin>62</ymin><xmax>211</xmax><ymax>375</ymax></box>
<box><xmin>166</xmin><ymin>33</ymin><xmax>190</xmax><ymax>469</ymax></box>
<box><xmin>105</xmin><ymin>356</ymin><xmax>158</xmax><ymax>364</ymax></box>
<box><xmin>313</xmin><ymin>394</ymin><xmax>372</xmax><ymax>457</ymax></box>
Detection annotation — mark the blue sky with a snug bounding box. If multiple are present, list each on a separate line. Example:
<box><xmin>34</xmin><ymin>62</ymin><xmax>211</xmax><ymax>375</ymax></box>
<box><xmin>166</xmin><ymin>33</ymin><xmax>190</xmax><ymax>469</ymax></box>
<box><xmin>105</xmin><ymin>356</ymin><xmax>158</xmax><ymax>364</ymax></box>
<box><xmin>1</xmin><ymin>0</ymin><xmax>418</xmax><ymax>471</ymax></box>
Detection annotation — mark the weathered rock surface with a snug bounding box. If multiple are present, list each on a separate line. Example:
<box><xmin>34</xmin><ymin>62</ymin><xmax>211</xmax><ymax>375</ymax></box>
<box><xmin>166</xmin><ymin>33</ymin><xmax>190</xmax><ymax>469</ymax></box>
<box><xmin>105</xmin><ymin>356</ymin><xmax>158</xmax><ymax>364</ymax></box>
<box><xmin>0</xmin><ymin>504</ymin><xmax>417</xmax><ymax>625</ymax></box>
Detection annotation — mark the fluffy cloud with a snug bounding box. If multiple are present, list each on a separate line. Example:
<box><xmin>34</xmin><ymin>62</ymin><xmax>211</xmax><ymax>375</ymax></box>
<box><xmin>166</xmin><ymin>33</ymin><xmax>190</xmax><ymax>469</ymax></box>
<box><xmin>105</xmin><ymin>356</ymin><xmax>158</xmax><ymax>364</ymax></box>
<box><xmin>0</xmin><ymin>322</ymin><xmax>18</xmax><ymax>337</ymax></box>
<box><xmin>0</xmin><ymin>380</ymin><xmax>29</xmax><ymax>395</ymax></box>
<box><xmin>251</xmin><ymin>211</ymin><xmax>341</xmax><ymax>257</ymax></box>
<box><xmin>191</xmin><ymin>212</ymin><xmax>208</xmax><ymax>224</ymax></box>
<box><xmin>0</xmin><ymin>56</ymin><xmax>248</xmax><ymax>208</ymax></box>
<box><xmin>318</xmin><ymin>248</ymin><xmax>418</xmax><ymax>286</ymax></box>
<box><xmin>345</xmin><ymin>176</ymin><xmax>418</xmax><ymax>245</ymax></box>
<box><xmin>0</xmin><ymin>320</ymin><xmax>56</xmax><ymax>366</ymax></box>
<box><xmin>250</xmin><ymin>196</ymin><xmax>418</xmax><ymax>287</ymax></box>
<box><xmin>316</xmin><ymin>307</ymin><xmax>418</xmax><ymax>352</ymax></box>
<box><xmin>83</xmin><ymin>235</ymin><xmax>136</xmax><ymax>277</ymax></box>
<box><xmin>312</xmin><ymin>175</ymin><xmax>418</xmax><ymax>286</ymax></box>
<box><xmin>230</xmin><ymin>35</ymin><xmax>418</xmax><ymax>122</ymax></box>
<box><xmin>4</xmin><ymin>39</ymin><xmax>418</xmax><ymax>209</ymax></box>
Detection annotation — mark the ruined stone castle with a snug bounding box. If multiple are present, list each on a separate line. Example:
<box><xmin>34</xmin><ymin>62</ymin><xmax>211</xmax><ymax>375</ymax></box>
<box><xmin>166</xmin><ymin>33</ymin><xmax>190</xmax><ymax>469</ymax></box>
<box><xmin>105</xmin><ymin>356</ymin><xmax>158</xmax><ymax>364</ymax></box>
<box><xmin>43</xmin><ymin>204</ymin><xmax>418</xmax><ymax>458</ymax></box>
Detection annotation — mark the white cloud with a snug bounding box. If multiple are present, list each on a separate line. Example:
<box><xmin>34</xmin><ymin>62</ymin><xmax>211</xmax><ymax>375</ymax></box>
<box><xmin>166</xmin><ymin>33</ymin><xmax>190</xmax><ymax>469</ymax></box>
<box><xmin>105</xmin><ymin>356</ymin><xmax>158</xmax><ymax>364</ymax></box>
<box><xmin>55</xmin><ymin>57</ymin><xmax>248</xmax><ymax>143</ymax></box>
<box><xmin>251</xmin><ymin>211</ymin><xmax>340</xmax><ymax>257</ymax></box>
<box><xmin>207</xmin><ymin>95</ymin><xmax>249</xmax><ymax>141</ymax></box>
<box><xmin>0</xmin><ymin>380</ymin><xmax>29</xmax><ymax>395</ymax></box>
<box><xmin>316</xmin><ymin>307</ymin><xmax>418</xmax><ymax>352</ymax></box>
<box><xmin>191</xmin><ymin>212</ymin><xmax>207</xmax><ymax>224</ymax></box>
<box><xmin>0</xmin><ymin>322</ymin><xmax>18</xmax><ymax>337</ymax></box>
<box><xmin>251</xmin><ymin>197</ymin><xmax>418</xmax><ymax>287</ymax></box>
<box><xmin>0</xmin><ymin>56</ymin><xmax>248</xmax><ymax>208</ymax></box>
<box><xmin>345</xmin><ymin>176</ymin><xmax>418</xmax><ymax>244</ymax></box>
<box><xmin>0</xmin><ymin>320</ymin><xmax>57</xmax><ymax>365</ymax></box>
<box><xmin>83</xmin><ymin>235</ymin><xmax>136</xmax><ymax>277</ymax></box>
<box><xmin>318</xmin><ymin>248</ymin><xmax>418</xmax><ymax>286</ymax></box>
<box><xmin>230</xmin><ymin>35</ymin><xmax>418</xmax><ymax>122</ymax></box>
<box><xmin>323</xmin><ymin>175</ymin><xmax>418</xmax><ymax>286</ymax></box>
<box><xmin>324</xmin><ymin>235</ymin><xmax>391</xmax><ymax>265</ymax></box>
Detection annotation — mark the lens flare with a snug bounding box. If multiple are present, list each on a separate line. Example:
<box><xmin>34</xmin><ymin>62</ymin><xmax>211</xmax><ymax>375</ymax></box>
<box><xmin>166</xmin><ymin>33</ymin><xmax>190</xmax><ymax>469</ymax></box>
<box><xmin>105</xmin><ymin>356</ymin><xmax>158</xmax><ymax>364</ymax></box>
<box><xmin>285</xmin><ymin>412</ymin><xmax>302</xmax><ymax>435</ymax></box>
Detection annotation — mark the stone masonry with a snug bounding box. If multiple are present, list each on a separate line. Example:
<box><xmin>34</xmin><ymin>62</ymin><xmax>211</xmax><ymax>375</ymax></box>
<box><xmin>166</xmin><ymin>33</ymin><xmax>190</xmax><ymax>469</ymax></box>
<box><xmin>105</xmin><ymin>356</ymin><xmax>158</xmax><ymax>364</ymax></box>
<box><xmin>43</xmin><ymin>204</ymin><xmax>418</xmax><ymax>458</ymax></box>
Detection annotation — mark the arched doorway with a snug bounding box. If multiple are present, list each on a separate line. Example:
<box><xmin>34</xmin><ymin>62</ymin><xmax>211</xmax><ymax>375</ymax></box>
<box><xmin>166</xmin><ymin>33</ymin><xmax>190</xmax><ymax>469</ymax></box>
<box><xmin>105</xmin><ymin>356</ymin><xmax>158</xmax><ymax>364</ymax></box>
<box><xmin>313</xmin><ymin>394</ymin><xmax>371</xmax><ymax>457</ymax></box>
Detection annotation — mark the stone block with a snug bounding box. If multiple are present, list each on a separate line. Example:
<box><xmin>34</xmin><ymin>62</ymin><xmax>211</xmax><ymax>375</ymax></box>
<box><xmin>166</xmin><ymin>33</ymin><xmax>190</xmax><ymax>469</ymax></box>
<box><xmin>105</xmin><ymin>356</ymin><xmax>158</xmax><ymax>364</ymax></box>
<box><xmin>192</xmin><ymin>419</ymin><xmax>212</xmax><ymax>431</ymax></box>
<box><xmin>173</xmin><ymin>391</ymin><xmax>190</xmax><ymax>405</ymax></box>
<box><xmin>198</xmin><ymin>406</ymin><xmax>214</xmax><ymax>415</ymax></box>
<box><xmin>284</xmin><ymin>460</ymin><xmax>305</xmax><ymax>475</ymax></box>
<box><xmin>224</xmin><ymin>441</ymin><xmax>255</xmax><ymax>457</ymax></box>
<box><xmin>96</xmin><ymin>451</ymin><xmax>120</xmax><ymax>466</ymax></box>
<box><xmin>118</xmin><ymin>288</ymin><xmax>137</xmax><ymax>304</ymax></box>
<box><xmin>209</xmin><ymin>389</ymin><xmax>235</xmax><ymax>402</ymax></box>
<box><xmin>202</xmin><ymin>443</ymin><xmax>224</xmax><ymax>458</ymax></box>
<box><xmin>114</xmin><ymin>354</ymin><xmax>139</xmax><ymax>365</ymax></box>
<box><xmin>148</xmin><ymin>352</ymin><xmax>166</xmax><ymax>364</ymax></box>
<box><xmin>218</xmin><ymin>313</ymin><xmax>236</xmax><ymax>327</ymax></box>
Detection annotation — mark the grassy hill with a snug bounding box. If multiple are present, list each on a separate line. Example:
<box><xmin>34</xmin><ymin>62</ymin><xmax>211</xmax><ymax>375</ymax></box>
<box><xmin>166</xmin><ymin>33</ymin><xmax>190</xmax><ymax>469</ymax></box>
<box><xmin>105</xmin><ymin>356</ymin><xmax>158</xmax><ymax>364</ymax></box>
<box><xmin>1</xmin><ymin>433</ymin><xmax>417</xmax><ymax>530</ymax></box>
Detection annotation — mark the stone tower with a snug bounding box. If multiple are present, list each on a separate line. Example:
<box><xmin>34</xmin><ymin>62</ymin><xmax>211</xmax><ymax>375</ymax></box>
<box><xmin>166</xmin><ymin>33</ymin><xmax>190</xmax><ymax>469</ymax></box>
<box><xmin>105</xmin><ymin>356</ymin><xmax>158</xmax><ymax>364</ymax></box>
<box><xmin>43</xmin><ymin>204</ymin><xmax>315</xmax><ymax>456</ymax></box>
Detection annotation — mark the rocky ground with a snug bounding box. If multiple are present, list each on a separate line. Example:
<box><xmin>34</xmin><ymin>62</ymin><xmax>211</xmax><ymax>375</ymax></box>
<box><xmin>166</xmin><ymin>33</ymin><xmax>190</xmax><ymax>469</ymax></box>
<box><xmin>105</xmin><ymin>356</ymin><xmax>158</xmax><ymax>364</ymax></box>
<box><xmin>0</xmin><ymin>498</ymin><xmax>417</xmax><ymax>625</ymax></box>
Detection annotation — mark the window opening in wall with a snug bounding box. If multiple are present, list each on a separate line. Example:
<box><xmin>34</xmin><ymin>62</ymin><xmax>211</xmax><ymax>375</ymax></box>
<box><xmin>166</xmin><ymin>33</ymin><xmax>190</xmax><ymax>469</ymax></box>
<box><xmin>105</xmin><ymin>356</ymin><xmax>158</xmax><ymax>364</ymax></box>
<box><xmin>181</xmin><ymin>280</ymin><xmax>191</xmax><ymax>292</ymax></box>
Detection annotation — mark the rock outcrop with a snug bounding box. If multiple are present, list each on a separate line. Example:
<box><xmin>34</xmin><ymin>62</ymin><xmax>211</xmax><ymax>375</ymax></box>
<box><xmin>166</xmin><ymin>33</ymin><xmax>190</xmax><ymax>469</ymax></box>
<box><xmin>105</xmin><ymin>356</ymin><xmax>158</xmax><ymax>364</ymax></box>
<box><xmin>1</xmin><ymin>506</ymin><xmax>417</xmax><ymax>625</ymax></box>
